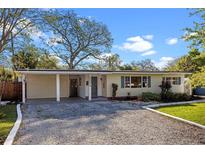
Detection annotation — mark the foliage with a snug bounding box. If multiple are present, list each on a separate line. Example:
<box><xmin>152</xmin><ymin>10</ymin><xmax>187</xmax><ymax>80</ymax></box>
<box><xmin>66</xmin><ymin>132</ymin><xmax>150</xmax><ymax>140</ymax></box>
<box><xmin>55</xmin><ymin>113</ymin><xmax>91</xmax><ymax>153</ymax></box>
<box><xmin>131</xmin><ymin>59</ymin><xmax>159</xmax><ymax>71</ymax></box>
<box><xmin>37</xmin><ymin>52</ymin><xmax>59</xmax><ymax>69</ymax></box>
<box><xmin>166</xmin><ymin>55</ymin><xmax>197</xmax><ymax>72</ymax></box>
<box><xmin>157</xmin><ymin>102</ymin><xmax>205</xmax><ymax>125</ymax></box>
<box><xmin>166</xmin><ymin>48</ymin><xmax>205</xmax><ymax>72</ymax></box>
<box><xmin>165</xmin><ymin>9</ymin><xmax>205</xmax><ymax>90</ymax></box>
<box><xmin>0</xmin><ymin>112</ymin><xmax>6</xmax><ymax>119</ymax></box>
<box><xmin>141</xmin><ymin>92</ymin><xmax>161</xmax><ymax>102</ymax></box>
<box><xmin>112</xmin><ymin>83</ymin><xmax>118</xmax><ymax>97</ymax></box>
<box><xmin>0</xmin><ymin>105</ymin><xmax>16</xmax><ymax>144</ymax></box>
<box><xmin>119</xmin><ymin>64</ymin><xmax>139</xmax><ymax>71</ymax></box>
<box><xmin>183</xmin><ymin>9</ymin><xmax>205</xmax><ymax>52</ymax></box>
<box><xmin>159</xmin><ymin>81</ymin><xmax>172</xmax><ymax>100</ymax></box>
<box><xmin>89</xmin><ymin>53</ymin><xmax>122</xmax><ymax>70</ymax></box>
<box><xmin>190</xmin><ymin>66</ymin><xmax>205</xmax><ymax>88</ymax></box>
<box><xmin>41</xmin><ymin>10</ymin><xmax>113</xmax><ymax>69</ymax></box>
<box><xmin>164</xmin><ymin>92</ymin><xmax>192</xmax><ymax>102</ymax></box>
<box><xmin>0</xmin><ymin>9</ymin><xmax>34</xmax><ymax>53</ymax></box>
<box><xmin>0</xmin><ymin>67</ymin><xmax>14</xmax><ymax>81</ymax></box>
<box><xmin>11</xmin><ymin>44</ymin><xmax>39</xmax><ymax>69</ymax></box>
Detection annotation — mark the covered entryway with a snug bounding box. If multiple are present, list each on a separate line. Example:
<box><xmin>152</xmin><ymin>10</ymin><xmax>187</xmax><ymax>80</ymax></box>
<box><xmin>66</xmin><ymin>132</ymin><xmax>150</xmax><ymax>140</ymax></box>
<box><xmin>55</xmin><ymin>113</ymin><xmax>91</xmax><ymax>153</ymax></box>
<box><xmin>20</xmin><ymin>70</ymin><xmax>107</xmax><ymax>103</ymax></box>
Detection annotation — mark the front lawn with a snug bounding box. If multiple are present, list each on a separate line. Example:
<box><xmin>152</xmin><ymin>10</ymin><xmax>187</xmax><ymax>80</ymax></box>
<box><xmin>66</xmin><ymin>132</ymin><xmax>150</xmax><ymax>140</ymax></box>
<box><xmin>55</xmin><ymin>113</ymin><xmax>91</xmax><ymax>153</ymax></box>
<box><xmin>0</xmin><ymin>105</ymin><xmax>17</xmax><ymax>144</ymax></box>
<box><xmin>157</xmin><ymin>102</ymin><xmax>205</xmax><ymax>126</ymax></box>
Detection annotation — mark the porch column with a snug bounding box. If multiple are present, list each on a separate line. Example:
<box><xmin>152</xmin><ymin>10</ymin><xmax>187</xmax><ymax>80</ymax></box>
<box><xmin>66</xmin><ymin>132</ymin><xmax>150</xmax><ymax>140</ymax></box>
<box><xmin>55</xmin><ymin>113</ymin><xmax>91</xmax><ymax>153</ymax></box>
<box><xmin>56</xmin><ymin>74</ymin><xmax>60</xmax><ymax>102</ymax></box>
<box><xmin>67</xmin><ymin>75</ymin><xmax>70</xmax><ymax>97</ymax></box>
<box><xmin>22</xmin><ymin>74</ymin><xmax>26</xmax><ymax>103</ymax></box>
<box><xmin>88</xmin><ymin>74</ymin><xmax>92</xmax><ymax>101</ymax></box>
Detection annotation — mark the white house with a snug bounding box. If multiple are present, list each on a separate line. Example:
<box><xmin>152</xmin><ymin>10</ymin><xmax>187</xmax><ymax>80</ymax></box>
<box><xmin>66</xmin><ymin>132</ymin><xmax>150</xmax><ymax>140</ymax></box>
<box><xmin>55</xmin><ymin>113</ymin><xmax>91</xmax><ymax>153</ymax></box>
<box><xmin>18</xmin><ymin>69</ymin><xmax>191</xmax><ymax>103</ymax></box>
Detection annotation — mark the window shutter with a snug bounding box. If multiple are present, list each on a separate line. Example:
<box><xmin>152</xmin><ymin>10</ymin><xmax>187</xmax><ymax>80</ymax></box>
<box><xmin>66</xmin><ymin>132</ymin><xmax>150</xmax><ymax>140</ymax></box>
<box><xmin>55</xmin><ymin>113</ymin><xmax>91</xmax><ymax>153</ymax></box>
<box><xmin>178</xmin><ymin>77</ymin><xmax>181</xmax><ymax>85</ymax></box>
<box><xmin>121</xmin><ymin>76</ymin><xmax>124</xmax><ymax>88</ymax></box>
<box><xmin>148</xmin><ymin>76</ymin><xmax>151</xmax><ymax>88</ymax></box>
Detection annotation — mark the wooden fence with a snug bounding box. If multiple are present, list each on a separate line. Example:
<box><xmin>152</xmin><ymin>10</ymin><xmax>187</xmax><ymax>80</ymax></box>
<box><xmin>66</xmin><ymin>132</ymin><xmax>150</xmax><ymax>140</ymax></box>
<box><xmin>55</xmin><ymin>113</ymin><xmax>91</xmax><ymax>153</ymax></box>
<box><xmin>0</xmin><ymin>81</ymin><xmax>22</xmax><ymax>101</ymax></box>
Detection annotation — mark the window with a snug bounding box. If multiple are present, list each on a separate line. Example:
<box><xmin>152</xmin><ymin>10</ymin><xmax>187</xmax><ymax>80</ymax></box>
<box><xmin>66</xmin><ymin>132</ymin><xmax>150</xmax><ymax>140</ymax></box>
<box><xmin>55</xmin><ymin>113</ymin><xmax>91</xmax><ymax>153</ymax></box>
<box><xmin>162</xmin><ymin>77</ymin><xmax>171</xmax><ymax>84</ymax></box>
<box><xmin>162</xmin><ymin>77</ymin><xmax>181</xmax><ymax>85</ymax></box>
<box><xmin>131</xmin><ymin>76</ymin><xmax>141</xmax><ymax>88</ymax></box>
<box><xmin>166</xmin><ymin>77</ymin><xmax>171</xmax><ymax>84</ymax></box>
<box><xmin>125</xmin><ymin>76</ymin><xmax>130</xmax><ymax>88</ymax></box>
<box><xmin>121</xmin><ymin>76</ymin><xmax>151</xmax><ymax>88</ymax></box>
<box><xmin>173</xmin><ymin>77</ymin><xmax>181</xmax><ymax>85</ymax></box>
<box><xmin>142</xmin><ymin>76</ymin><xmax>147</xmax><ymax>87</ymax></box>
<box><xmin>142</xmin><ymin>76</ymin><xmax>151</xmax><ymax>88</ymax></box>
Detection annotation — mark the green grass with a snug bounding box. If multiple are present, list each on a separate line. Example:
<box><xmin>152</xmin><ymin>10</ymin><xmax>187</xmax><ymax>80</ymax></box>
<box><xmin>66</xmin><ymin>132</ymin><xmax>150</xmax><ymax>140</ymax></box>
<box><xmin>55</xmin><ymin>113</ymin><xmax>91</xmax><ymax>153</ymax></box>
<box><xmin>157</xmin><ymin>102</ymin><xmax>205</xmax><ymax>126</ymax></box>
<box><xmin>0</xmin><ymin>105</ymin><xmax>16</xmax><ymax>144</ymax></box>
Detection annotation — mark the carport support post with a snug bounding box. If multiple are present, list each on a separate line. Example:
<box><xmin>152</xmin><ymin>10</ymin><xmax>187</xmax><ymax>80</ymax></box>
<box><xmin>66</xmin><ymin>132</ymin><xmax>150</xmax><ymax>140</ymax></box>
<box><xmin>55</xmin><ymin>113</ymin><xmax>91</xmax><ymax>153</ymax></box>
<box><xmin>56</xmin><ymin>74</ymin><xmax>60</xmax><ymax>102</ymax></box>
<box><xmin>88</xmin><ymin>74</ymin><xmax>92</xmax><ymax>101</ymax></box>
<box><xmin>22</xmin><ymin>74</ymin><xmax>26</xmax><ymax>103</ymax></box>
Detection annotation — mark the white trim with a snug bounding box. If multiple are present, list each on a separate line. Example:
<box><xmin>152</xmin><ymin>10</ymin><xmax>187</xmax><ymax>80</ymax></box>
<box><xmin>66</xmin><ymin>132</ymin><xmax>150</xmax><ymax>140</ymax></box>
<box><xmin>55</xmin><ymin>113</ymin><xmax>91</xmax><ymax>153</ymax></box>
<box><xmin>144</xmin><ymin>107</ymin><xmax>205</xmax><ymax>129</ymax></box>
<box><xmin>144</xmin><ymin>99</ymin><xmax>205</xmax><ymax>108</ymax></box>
<box><xmin>4</xmin><ymin>104</ymin><xmax>22</xmax><ymax>145</ymax></box>
<box><xmin>88</xmin><ymin>74</ymin><xmax>92</xmax><ymax>101</ymax></box>
<box><xmin>56</xmin><ymin>74</ymin><xmax>60</xmax><ymax>102</ymax></box>
<box><xmin>22</xmin><ymin>75</ymin><xmax>26</xmax><ymax>103</ymax></box>
<box><xmin>18</xmin><ymin>70</ymin><xmax>191</xmax><ymax>75</ymax></box>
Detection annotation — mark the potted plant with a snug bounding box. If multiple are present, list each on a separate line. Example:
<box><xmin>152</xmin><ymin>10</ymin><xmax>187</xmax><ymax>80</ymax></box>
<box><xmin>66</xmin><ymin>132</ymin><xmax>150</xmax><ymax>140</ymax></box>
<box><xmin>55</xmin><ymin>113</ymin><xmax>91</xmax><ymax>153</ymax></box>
<box><xmin>112</xmin><ymin>83</ymin><xmax>118</xmax><ymax>99</ymax></box>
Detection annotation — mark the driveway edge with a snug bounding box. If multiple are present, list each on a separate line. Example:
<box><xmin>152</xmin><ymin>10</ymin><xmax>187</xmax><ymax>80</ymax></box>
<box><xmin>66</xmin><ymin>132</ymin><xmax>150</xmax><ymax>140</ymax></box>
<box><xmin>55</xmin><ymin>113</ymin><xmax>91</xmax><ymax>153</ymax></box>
<box><xmin>4</xmin><ymin>104</ymin><xmax>22</xmax><ymax>145</ymax></box>
<box><xmin>143</xmin><ymin>107</ymin><xmax>205</xmax><ymax>129</ymax></box>
<box><xmin>144</xmin><ymin>99</ymin><xmax>205</xmax><ymax>108</ymax></box>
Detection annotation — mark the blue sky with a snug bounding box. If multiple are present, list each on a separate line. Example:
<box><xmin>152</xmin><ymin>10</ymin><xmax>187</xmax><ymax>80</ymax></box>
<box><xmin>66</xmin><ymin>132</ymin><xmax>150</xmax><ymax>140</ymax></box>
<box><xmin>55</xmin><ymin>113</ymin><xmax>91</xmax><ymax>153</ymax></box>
<box><xmin>73</xmin><ymin>9</ymin><xmax>197</xmax><ymax>68</ymax></box>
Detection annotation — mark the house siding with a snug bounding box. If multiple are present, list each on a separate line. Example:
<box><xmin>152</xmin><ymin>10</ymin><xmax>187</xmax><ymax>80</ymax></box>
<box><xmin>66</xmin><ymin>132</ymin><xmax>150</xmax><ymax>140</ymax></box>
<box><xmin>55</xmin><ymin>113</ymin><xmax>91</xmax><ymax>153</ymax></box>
<box><xmin>26</xmin><ymin>74</ymin><xmax>69</xmax><ymax>99</ymax></box>
<box><xmin>105</xmin><ymin>74</ymin><xmax>185</xmax><ymax>97</ymax></box>
<box><xmin>25</xmin><ymin>73</ymin><xmax>185</xmax><ymax>100</ymax></box>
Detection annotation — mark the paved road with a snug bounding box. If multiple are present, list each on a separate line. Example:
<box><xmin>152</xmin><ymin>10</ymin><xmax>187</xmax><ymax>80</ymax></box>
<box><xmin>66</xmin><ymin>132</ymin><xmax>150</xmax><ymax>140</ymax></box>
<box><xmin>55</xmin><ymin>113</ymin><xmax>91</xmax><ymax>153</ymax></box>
<box><xmin>14</xmin><ymin>101</ymin><xmax>205</xmax><ymax>144</ymax></box>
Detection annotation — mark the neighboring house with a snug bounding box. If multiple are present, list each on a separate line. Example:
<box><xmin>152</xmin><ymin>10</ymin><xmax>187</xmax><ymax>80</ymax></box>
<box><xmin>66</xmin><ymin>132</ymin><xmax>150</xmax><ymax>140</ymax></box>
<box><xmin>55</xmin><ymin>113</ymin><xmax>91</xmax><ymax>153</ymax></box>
<box><xmin>17</xmin><ymin>69</ymin><xmax>191</xmax><ymax>103</ymax></box>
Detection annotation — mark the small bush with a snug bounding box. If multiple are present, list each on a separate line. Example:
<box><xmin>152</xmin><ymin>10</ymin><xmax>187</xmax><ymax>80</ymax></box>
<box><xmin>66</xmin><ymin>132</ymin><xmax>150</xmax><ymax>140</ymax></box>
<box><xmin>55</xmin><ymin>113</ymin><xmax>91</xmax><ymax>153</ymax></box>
<box><xmin>159</xmin><ymin>81</ymin><xmax>172</xmax><ymax>100</ymax></box>
<box><xmin>112</xmin><ymin>83</ymin><xmax>118</xmax><ymax>97</ymax></box>
<box><xmin>142</xmin><ymin>92</ymin><xmax>161</xmax><ymax>102</ymax></box>
<box><xmin>0</xmin><ymin>112</ymin><xmax>6</xmax><ymax>119</ymax></box>
<box><xmin>163</xmin><ymin>92</ymin><xmax>192</xmax><ymax>102</ymax></box>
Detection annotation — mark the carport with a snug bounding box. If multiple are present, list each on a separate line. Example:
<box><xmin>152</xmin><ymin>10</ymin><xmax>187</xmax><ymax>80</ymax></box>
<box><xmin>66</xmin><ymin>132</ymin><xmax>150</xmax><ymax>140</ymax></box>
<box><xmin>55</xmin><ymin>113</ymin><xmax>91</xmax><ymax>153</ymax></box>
<box><xmin>19</xmin><ymin>70</ymin><xmax>107</xmax><ymax>103</ymax></box>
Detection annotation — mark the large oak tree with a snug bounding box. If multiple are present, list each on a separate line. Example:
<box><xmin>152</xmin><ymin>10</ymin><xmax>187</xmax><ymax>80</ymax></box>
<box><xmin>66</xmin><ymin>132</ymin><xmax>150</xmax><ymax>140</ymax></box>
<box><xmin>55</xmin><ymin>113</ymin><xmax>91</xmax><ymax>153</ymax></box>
<box><xmin>0</xmin><ymin>9</ymin><xmax>34</xmax><ymax>53</ymax></box>
<box><xmin>41</xmin><ymin>10</ymin><xmax>113</xmax><ymax>69</ymax></box>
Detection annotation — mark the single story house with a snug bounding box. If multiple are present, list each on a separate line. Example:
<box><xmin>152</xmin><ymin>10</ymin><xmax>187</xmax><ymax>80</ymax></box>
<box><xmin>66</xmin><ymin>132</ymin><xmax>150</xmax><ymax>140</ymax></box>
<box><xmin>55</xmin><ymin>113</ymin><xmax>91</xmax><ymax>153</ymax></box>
<box><xmin>18</xmin><ymin>69</ymin><xmax>192</xmax><ymax>103</ymax></box>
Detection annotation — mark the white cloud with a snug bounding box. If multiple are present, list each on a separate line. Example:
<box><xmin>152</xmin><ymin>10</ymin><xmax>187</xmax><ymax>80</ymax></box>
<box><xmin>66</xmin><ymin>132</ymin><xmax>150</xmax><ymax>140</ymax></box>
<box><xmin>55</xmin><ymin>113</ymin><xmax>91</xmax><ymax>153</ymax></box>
<box><xmin>166</xmin><ymin>38</ymin><xmax>178</xmax><ymax>45</ymax></box>
<box><xmin>143</xmin><ymin>35</ymin><xmax>153</xmax><ymax>40</ymax></box>
<box><xmin>118</xmin><ymin>36</ymin><xmax>153</xmax><ymax>53</ymax></box>
<box><xmin>100</xmin><ymin>53</ymin><xmax>114</xmax><ymax>57</ymax></box>
<box><xmin>153</xmin><ymin>56</ymin><xmax>175</xmax><ymax>70</ymax></box>
<box><xmin>141</xmin><ymin>50</ymin><xmax>156</xmax><ymax>56</ymax></box>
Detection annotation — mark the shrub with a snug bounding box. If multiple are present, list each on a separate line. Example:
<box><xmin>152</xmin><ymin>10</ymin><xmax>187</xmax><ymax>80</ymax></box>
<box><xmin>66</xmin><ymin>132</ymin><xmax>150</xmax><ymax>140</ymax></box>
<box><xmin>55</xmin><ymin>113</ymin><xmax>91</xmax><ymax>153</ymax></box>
<box><xmin>0</xmin><ymin>112</ymin><xmax>6</xmax><ymax>119</ymax></box>
<box><xmin>142</xmin><ymin>92</ymin><xmax>161</xmax><ymax>102</ymax></box>
<box><xmin>163</xmin><ymin>92</ymin><xmax>192</xmax><ymax>102</ymax></box>
<box><xmin>159</xmin><ymin>81</ymin><xmax>172</xmax><ymax>100</ymax></box>
<box><xmin>112</xmin><ymin>83</ymin><xmax>118</xmax><ymax>97</ymax></box>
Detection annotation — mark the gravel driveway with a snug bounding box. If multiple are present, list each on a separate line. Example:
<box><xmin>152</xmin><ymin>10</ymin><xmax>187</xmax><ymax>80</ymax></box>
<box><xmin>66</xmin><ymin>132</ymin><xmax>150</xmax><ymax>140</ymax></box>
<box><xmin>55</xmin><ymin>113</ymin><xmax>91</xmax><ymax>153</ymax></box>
<box><xmin>14</xmin><ymin>100</ymin><xmax>205</xmax><ymax>145</ymax></box>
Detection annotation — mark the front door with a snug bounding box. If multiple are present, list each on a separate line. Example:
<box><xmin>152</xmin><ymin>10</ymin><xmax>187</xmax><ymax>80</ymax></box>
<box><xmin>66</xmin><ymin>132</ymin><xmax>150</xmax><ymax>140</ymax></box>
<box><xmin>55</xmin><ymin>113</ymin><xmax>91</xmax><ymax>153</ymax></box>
<box><xmin>91</xmin><ymin>77</ymin><xmax>98</xmax><ymax>98</ymax></box>
<box><xmin>70</xmin><ymin>79</ymin><xmax>78</xmax><ymax>97</ymax></box>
